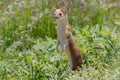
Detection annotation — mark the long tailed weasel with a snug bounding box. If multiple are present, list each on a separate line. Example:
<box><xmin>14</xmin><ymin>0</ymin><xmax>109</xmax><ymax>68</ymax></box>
<box><xmin>52</xmin><ymin>7</ymin><xmax>83</xmax><ymax>70</ymax></box>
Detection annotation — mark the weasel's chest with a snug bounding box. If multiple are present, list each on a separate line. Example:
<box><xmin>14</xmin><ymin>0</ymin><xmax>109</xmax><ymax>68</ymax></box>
<box><xmin>57</xmin><ymin>26</ymin><xmax>67</xmax><ymax>44</ymax></box>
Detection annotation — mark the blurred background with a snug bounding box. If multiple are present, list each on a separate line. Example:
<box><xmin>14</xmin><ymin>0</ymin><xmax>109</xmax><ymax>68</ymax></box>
<box><xmin>0</xmin><ymin>0</ymin><xmax>120</xmax><ymax>51</ymax></box>
<box><xmin>0</xmin><ymin>0</ymin><xmax>120</xmax><ymax>80</ymax></box>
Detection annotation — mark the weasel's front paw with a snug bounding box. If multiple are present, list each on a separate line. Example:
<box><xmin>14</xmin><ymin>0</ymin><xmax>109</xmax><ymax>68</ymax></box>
<box><xmin>61</xmin><ymin>45</ymin><xmax>66</xmax><ymax>52</ymax></box>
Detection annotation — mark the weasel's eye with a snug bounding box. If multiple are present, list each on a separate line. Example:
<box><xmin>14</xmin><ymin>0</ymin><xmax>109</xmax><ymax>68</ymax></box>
<box><xmin>59</xmin><ymin>13</ymin><xmax>62</xmax><ymax>16</ymax></box>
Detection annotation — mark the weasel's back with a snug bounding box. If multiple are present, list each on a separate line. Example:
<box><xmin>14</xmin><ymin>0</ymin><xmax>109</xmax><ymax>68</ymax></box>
<box><xmin>67</xmin><ymin>32</ymin><xmax>83</xmax><ymax>70</ymax></box>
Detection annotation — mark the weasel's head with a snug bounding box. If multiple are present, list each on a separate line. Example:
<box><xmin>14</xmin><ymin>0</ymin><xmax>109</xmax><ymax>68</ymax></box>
<box><xmin>51</xmin><ymin>7</ymin><xmax>68</xmax><ymax>20</ymax></box>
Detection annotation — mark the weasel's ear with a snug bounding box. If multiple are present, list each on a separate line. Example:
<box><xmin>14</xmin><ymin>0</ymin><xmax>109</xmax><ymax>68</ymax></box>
<box><xmin>51</xmin><ymin>8</ymin><xmax>56</xmax><ymax>13</ymax></box>
<box><xmin>61</xmin><ymin>7</ymin><xmax>68</xmax><ymax>15</ymax></box>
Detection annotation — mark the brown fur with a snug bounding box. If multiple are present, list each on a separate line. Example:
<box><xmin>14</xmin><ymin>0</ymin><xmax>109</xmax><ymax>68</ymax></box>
<box><xmin>67</xmin><ymin>30</ymin><xmax>83</xmax><ymax>70</ymax></box>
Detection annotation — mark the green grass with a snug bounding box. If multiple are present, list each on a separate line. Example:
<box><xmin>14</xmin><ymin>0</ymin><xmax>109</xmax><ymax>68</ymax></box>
<box><xmin>0</xmin><ymin>0</ymin><xmax>120</xmax><ymax>80</ymax></box>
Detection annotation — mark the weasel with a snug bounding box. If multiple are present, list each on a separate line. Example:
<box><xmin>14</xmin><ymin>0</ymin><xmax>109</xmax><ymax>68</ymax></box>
<box><xmin>52</xmin><ymin>7</ymin><xmax>83</xmax><ymax>70</ymax></box>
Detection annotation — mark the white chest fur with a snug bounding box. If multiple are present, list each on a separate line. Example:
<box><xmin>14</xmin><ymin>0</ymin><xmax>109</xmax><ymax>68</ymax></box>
<box><xmin>57</xmin><ymin>26</ymin><xmax>67</xmax><ymax>46</ymax></box>
<box><xmin>56</xmin><ymin>25</ymin><xmax>72</xmax><ymax>68</ymax></box>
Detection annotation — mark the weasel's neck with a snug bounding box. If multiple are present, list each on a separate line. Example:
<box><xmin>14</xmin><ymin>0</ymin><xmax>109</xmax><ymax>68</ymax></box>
<box><xmin>56</xmin><ymin>15</ymin><xmax>68</xmax><ymax>27</ymax></box>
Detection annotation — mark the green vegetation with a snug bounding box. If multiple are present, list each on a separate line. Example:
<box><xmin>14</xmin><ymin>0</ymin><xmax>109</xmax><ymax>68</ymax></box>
<box><xmin>0</xmin><ymin>0</ymin><xmax>120</xmax><ymax>80</ymax></box>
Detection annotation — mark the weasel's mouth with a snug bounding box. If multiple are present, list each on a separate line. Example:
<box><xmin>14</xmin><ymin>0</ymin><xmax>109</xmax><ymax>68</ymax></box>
<box><xmin>53</xmin><ymin>16</ymin><xmax>60</xmax><ymax>19</ymax></box>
